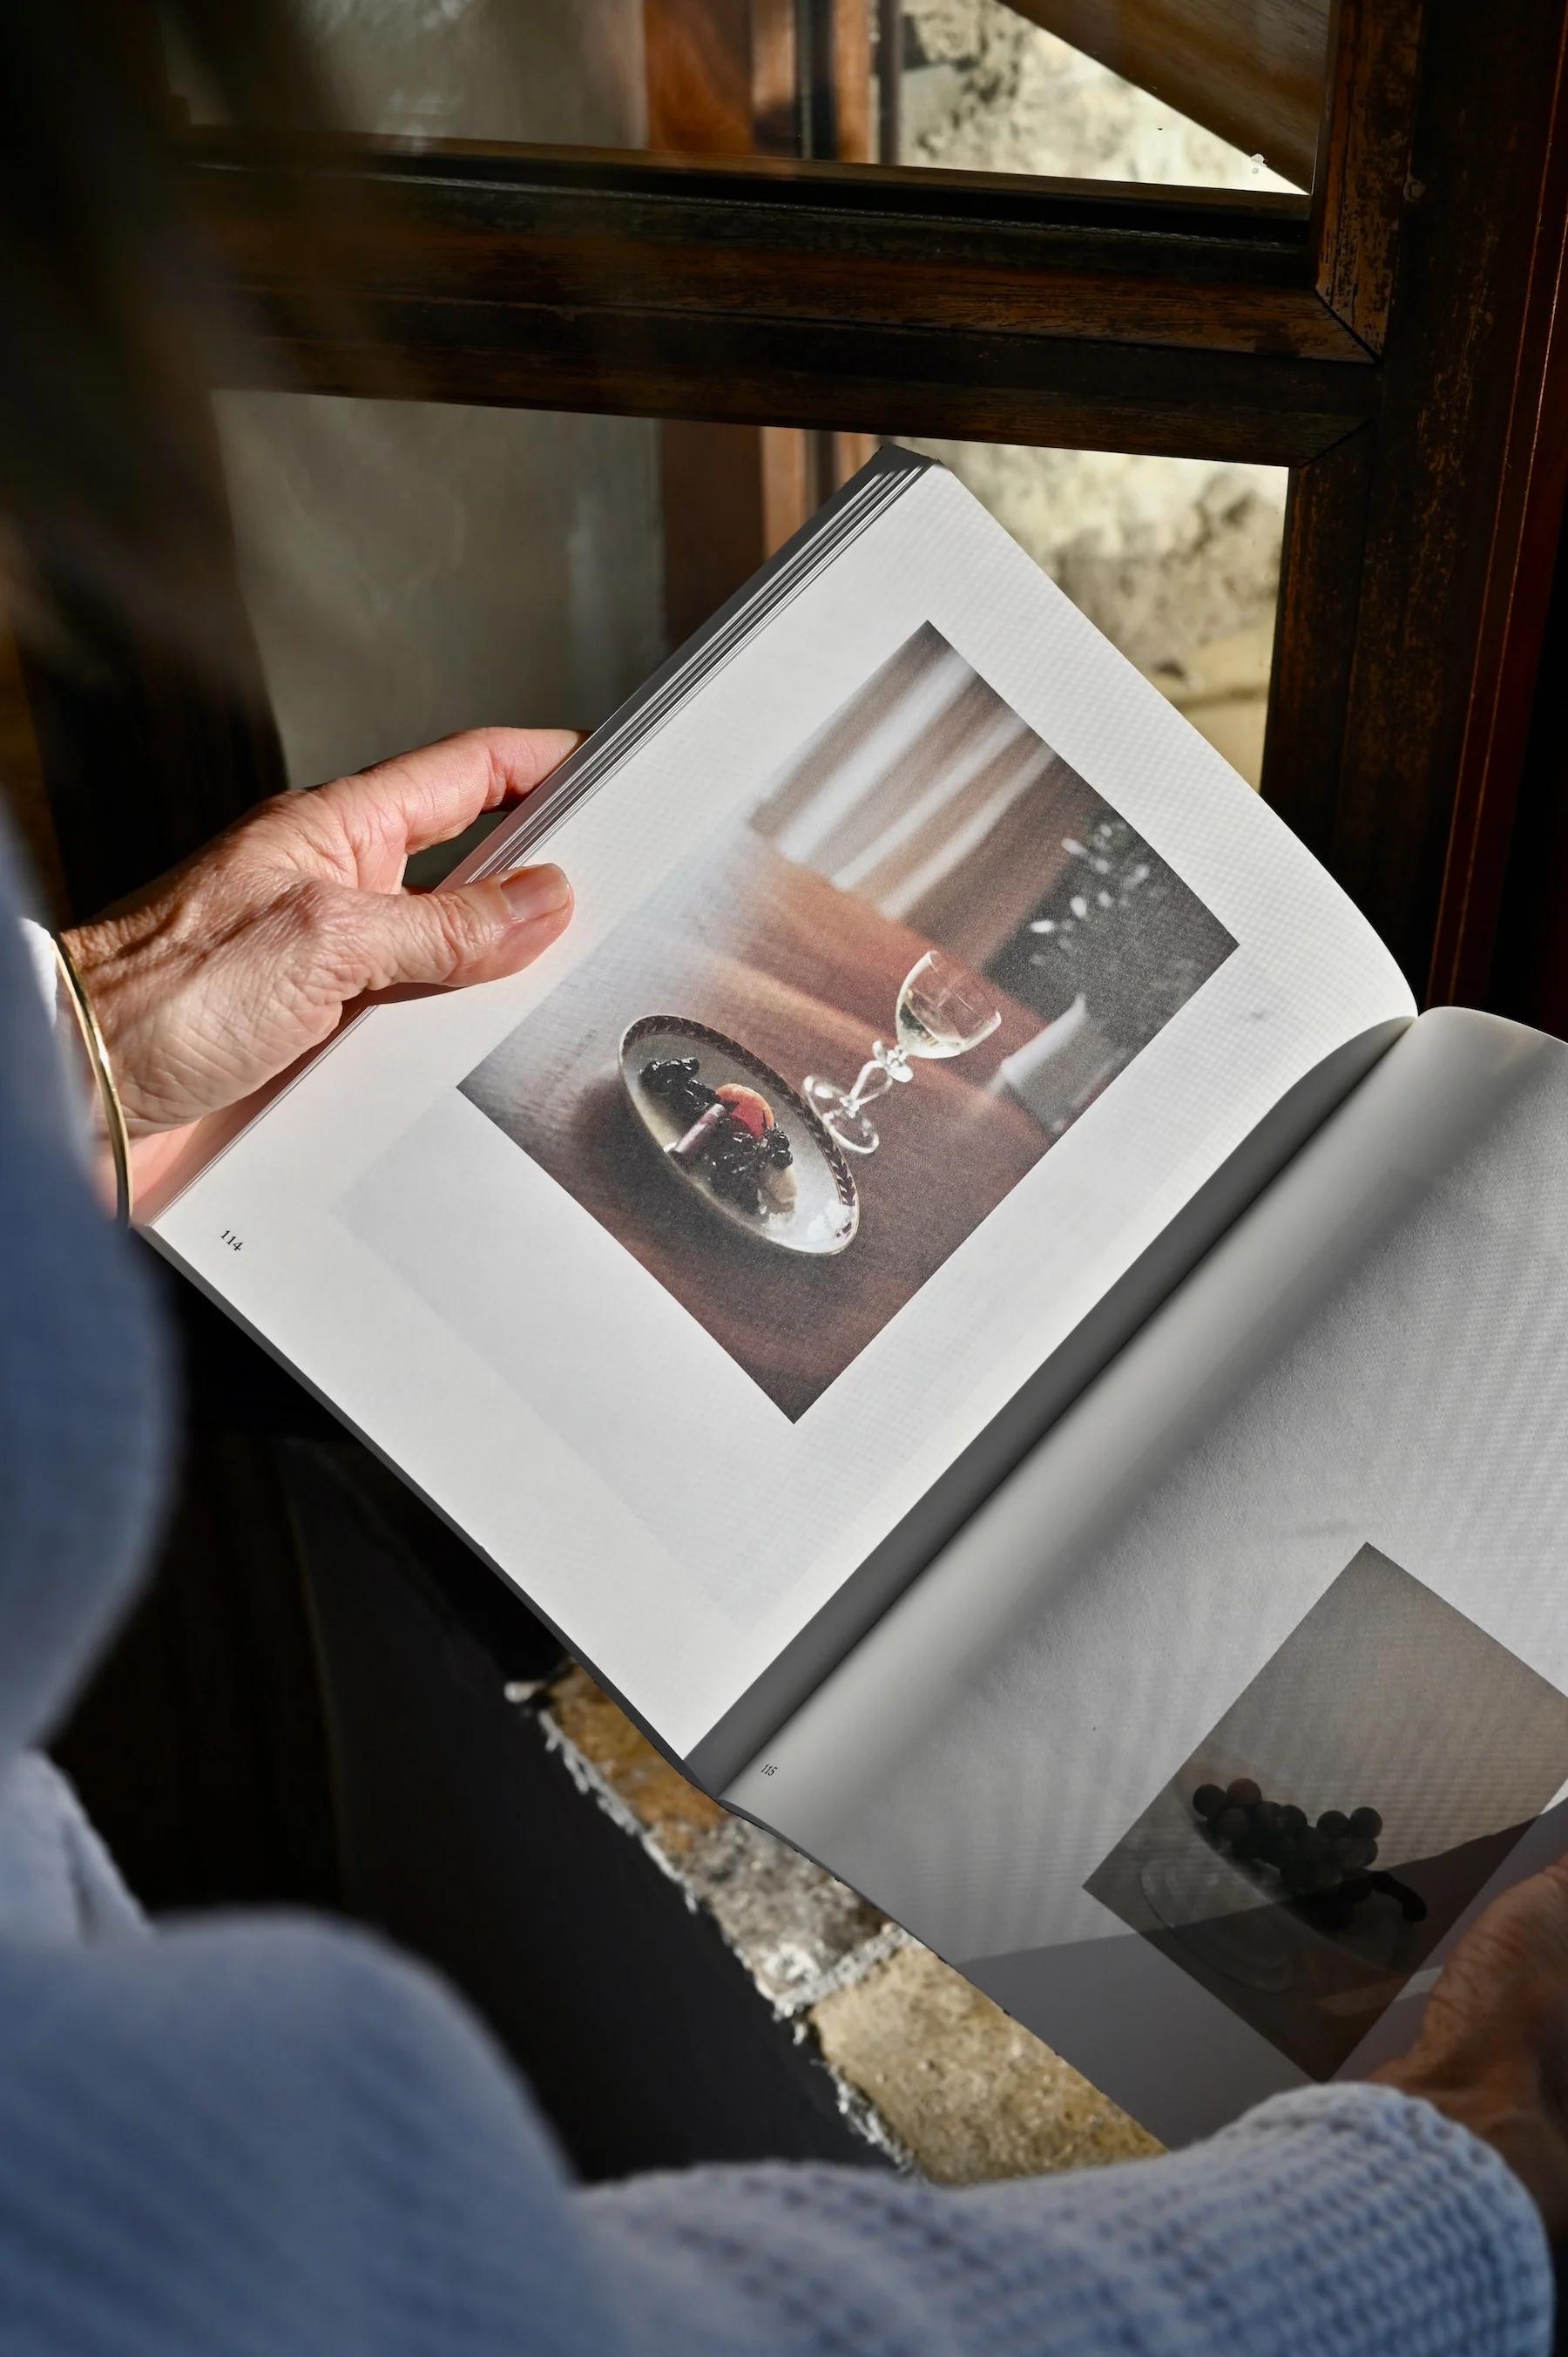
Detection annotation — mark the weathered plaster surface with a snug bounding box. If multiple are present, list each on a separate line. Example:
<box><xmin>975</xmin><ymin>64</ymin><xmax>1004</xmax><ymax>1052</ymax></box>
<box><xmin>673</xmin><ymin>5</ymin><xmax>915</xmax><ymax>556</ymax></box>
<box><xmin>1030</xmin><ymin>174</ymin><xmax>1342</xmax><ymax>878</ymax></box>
<box><xmin>902</xmin><ymin>0</ymin><xmax>1290</xmax><ymax>743</ymax></box>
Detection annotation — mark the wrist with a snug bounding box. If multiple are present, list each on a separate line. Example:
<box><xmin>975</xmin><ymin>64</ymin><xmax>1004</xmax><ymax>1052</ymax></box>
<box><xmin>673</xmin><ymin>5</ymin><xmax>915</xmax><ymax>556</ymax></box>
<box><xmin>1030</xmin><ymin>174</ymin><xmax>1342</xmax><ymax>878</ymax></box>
<box><xmin>1375</xmin><ymin>2053</ymin><xmax>1568</xmax><ymax>2237</ymax></box>
<box><xmin>59</xmin><ymin>917</ymin><xmax>166</xmax><ymax>1141</ymax></box>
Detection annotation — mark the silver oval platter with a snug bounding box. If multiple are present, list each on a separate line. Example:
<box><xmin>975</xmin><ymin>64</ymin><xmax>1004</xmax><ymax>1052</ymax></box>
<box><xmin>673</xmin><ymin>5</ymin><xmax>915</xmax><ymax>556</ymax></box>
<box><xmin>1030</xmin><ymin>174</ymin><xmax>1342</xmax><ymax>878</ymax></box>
<box><xmin>618</xmin><ymin>1016</ymin><xmax>860</xmax><ymax>1257</ymax></box>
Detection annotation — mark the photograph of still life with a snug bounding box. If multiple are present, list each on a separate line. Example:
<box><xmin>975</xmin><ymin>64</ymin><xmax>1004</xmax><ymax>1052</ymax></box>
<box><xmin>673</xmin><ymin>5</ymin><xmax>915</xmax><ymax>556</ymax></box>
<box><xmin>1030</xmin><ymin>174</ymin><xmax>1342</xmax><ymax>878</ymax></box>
<box><xmin>461</xmin><ymin>622</ymin><xmax>1235</xmax><ymax>1417</ymax></box>
<box><xmin>1085</xmin><ymin>1546</ymin><xmax>1568</xmax><ymax>2080</ymax></box>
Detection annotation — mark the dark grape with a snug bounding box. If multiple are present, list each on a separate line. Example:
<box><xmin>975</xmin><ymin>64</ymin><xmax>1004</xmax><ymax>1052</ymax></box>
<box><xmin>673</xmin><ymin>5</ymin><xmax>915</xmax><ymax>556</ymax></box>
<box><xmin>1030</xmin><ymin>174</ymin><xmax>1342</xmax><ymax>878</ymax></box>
<box><xmin>1348</xmin><ymin>1806</ymin><xmax>1382</xmax><ymax>1840</ymax></box>
<box><xmin>1280</xmin><ymin>1804</ymin><xmax>1308</xmax><ymax>1837</ymax></box>
<box><xmin>1317</xmin><ymin>1810</ymin><xmax>1351</xmax><ymax>1840</ymax></box>
<box><xmin>1226</xmin><ymin>1778</ymin><xmax>1261</xmax><ymax>1808</ymax></box>
<box><xmin>1214</xmin><ymin>1806</ymin><xmax>1251</xmax><ymax>1845</ymax></box>
<box><xmin>1192</xmin><ymin>1785</ymin><xmax>1226</xmax><ymax>1821</ymax></box>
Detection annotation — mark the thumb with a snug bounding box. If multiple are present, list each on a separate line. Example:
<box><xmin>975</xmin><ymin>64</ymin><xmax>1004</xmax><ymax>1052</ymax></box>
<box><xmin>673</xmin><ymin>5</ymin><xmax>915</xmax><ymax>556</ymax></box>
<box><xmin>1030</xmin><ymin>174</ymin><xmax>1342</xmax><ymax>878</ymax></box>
<box><xmin>342</xmin><ymin>864</ymin><xmax>573</xmax><ymax>992</ymax></box>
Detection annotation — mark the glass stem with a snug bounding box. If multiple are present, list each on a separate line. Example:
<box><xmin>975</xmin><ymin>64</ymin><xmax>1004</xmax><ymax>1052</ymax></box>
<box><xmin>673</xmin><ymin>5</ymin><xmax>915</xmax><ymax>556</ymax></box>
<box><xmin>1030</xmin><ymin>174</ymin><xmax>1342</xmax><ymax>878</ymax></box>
<box><xmin>842</xmin><ymin>1041</ymin><xmax>910</xmax><ymax>1115</ymax></box>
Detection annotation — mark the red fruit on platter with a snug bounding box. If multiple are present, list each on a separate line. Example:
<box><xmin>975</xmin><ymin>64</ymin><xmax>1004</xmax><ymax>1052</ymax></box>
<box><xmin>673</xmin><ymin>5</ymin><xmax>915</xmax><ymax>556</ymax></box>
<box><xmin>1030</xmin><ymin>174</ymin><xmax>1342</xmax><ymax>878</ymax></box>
<box><xmin>715</xmin><ymin>1084</ymin><xmax>774</xmax><ymax>1138</ymax></box>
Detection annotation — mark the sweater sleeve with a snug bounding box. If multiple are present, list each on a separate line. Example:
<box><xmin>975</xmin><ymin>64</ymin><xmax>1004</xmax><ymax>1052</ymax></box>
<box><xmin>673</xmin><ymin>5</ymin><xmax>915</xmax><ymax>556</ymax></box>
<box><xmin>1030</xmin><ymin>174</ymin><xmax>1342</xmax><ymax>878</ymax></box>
<box><xmin>0</xmin><ymin>1919</ymin><xmax>1551</xmax><ymax>2357</ymax></box>
<box><xmin>588</xmin><ymin>2081</ymin><xmax>1552</xmax><ymax>2357</ymax></box>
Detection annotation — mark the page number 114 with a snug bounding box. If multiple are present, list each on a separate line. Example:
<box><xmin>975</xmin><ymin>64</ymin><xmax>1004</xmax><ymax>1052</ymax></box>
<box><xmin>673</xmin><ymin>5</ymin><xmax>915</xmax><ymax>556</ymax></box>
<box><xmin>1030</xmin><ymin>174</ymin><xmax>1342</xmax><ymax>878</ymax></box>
<box><xmin>220</xmin><ymin>1229</ymin><xmax>243</xmax><ymax>1252</ymax></box>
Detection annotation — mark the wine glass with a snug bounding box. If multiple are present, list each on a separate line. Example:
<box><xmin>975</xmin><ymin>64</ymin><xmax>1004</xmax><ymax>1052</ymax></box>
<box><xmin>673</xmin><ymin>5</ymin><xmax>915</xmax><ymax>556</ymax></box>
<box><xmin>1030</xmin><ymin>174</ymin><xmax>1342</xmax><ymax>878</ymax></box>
<box><xmin>804</xmin><ymin>950</ymin><xmax>1001</xmax><ymax>1155</ymax></box>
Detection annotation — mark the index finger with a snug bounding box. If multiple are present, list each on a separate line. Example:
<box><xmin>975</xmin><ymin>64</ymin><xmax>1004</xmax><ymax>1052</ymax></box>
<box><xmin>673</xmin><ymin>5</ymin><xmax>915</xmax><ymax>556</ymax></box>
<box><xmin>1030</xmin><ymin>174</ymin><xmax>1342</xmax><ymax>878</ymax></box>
<box><xmin>320</xmin><ymin>726</ymin><xmax>585</xmax><ymax>864</ymax></box>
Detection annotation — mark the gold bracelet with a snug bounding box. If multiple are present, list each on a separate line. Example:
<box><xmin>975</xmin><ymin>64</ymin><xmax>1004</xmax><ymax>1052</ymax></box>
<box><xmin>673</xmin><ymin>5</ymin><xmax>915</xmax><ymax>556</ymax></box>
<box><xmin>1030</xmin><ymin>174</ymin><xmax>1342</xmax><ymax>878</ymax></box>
<box><xmin>51</xmin><ymin>931</ymin><xmax>132</xmax><ymax>1229</ymax></box>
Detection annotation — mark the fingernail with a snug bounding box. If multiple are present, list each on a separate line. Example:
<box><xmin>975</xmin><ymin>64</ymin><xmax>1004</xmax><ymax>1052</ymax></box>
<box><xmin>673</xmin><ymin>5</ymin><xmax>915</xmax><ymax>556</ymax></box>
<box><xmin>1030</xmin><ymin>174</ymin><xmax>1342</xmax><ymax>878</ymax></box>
<box><xmin>499</xmin><ymin>864</ymin><xmax>571</xmax><ymax>925</ymax></box>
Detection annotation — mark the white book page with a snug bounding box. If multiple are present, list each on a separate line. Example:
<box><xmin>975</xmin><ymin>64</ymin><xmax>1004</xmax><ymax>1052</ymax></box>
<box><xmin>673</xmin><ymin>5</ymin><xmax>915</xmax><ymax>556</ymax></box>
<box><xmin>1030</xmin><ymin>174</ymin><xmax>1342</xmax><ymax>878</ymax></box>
<box><xmin>148</xmin><ymin>465</ymin><xmax>1414</xmax><ymax>1758</ymax></box>
<box><xmin>729</xmin><ymin>1009</ymin><xmax>1568</xmax><ymax>2143</ymax></box>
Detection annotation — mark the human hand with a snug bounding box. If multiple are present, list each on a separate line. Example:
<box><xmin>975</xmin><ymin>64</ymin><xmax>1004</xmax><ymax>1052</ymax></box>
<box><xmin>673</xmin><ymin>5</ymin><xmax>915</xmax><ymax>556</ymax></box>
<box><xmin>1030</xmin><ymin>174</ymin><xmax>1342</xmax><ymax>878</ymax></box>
<box><xmin>1375</xmin><ymin>1858</ymin><xmax>1568</xmax><ymax>2236</ymax></box>
<box><xmin>62</xmin><ymin>727</ymin><xmax>578</xmax><ymax>1204</ymax></box>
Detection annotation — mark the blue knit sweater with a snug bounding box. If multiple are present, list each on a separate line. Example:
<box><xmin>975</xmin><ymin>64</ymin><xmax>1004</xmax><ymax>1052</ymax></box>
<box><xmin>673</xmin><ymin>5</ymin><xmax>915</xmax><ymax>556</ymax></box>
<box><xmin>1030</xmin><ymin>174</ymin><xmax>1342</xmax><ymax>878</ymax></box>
<box><xmin>0</xmin><ymin>830</ymin><xmax>1553</xmax><ymax>2357</ymax></box>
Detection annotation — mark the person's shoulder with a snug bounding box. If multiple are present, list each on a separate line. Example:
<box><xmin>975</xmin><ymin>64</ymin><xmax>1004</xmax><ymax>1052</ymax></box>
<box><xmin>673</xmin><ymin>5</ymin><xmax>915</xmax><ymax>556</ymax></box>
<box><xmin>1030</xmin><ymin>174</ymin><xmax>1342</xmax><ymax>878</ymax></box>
<box><xmin>3</xmin><ymin>1907</ymin><xmax>444</xmax><ymax>2037</ymax></box>
<box><xmin>0</xmin><ymin>1912</ymin><xmax>599</xmax><ymax>2352</ymax></box>
<box><xmin>0</xmin><ymin>1908</ymin><xmax>552</xmax><ymax>2178</ymax></box>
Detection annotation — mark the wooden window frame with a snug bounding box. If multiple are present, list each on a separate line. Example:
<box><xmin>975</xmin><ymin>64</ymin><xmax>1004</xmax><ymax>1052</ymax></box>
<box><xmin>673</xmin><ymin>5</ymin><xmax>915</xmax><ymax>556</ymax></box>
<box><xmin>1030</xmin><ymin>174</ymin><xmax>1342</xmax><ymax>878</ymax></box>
<box><xmin>33</xmin><ymin>0</ymin><xmax>1568</xmax><ymax>1007</ymax></box>
<box><xmin>13</xmin><ymin>0</ymin><xmax>1566</xmax><ymax>1950</ymax></box>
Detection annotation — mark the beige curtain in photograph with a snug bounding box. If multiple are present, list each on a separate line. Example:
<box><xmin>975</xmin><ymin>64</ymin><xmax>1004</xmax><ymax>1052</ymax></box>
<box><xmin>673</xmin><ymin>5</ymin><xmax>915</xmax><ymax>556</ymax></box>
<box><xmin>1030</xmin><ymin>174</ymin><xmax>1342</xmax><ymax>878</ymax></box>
<box><xmin>752</xmin><ymin>622</ymin><xmax>1093</xmax><ymax>970</ymax></box>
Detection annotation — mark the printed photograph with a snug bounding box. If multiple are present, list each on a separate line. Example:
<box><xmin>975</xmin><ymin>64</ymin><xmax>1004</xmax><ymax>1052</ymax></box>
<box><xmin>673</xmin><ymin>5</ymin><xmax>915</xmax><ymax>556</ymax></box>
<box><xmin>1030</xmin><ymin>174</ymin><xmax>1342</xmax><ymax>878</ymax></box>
<box><xmin>1085</xmin><ymin>1544</ymin><xmax>1568</xmax><ymax>2079</ymax></box>
<box><xmin>459</xmin><ymin>623</ymin><xmax>1236</xmax><ymax>1417</ymax></box>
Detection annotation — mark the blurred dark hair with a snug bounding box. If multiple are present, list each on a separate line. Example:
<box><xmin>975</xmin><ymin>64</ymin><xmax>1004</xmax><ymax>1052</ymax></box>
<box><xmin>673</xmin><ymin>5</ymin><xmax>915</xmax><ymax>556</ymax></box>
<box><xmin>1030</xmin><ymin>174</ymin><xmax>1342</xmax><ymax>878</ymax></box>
<box><xmin>0</xmin><ymin>0</ymin><xmax>334</xmax><ymax>671</ymax></box>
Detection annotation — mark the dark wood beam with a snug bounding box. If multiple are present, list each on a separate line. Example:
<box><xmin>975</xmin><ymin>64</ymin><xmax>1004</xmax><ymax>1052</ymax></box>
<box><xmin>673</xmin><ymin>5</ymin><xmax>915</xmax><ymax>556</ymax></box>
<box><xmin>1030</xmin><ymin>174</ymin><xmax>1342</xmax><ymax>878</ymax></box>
<box><xmin>645</xmin><ymin>0</ymin><xmax>801</xmax><ymax>158</ymax></box>
<box><xmin>1267</xmin><ymin>0</ymin><xmax>1568</xmax><ymax>992</ymax></box>
<box><xmin>186</xmin><ymin>138</ymin><xmax>1372</xmax><ymax>464</ymax></box>
<box><xmin>1008</xmin><ymin>0</ymin><xmax>1330</xmax><ymax>192</ymax></box>
<box><xmin>1259</xmin><ymin>423</ymin><xmax>1375</xmax><ymax>862</ymax></box>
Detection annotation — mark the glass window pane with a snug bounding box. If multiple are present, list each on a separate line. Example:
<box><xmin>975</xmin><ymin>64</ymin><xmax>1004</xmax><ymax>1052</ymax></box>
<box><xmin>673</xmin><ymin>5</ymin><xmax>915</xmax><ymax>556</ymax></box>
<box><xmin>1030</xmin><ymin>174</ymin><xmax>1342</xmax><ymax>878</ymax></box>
<box><xmin>214</xmin><ymin>393</ymin><xmax>665</xmax><ymax>800</ymax></box>
<box><xmin>179</xmin><ymin>3</ymin><xmax>1317</xmax><ymax>195</ymax></box>
<box><xmin>215</xmin><ymin>403</ymin><xmax>1282</xmax><ymax>852</ymax></box>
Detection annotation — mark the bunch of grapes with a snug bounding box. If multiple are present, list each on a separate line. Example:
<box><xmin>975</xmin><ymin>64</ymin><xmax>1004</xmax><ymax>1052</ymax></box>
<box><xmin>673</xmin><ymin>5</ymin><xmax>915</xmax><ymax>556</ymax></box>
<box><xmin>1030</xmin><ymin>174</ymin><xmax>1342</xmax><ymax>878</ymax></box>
<box><xmin>642</xmin><ymin>1055</ymin><xmax>718</xmax><ymax>1127</ymax></box>
<box><xmin>642</xmin><ymin>1056</ymin><xmax>794</xmax><ymax>1214</ymax></box>
<box><xmin>706</xmin><ymin>1115</ymin><xmax>767</xmax><ymax>1209</ymax></box>
<box><xmin>1192</xmin><ymin>1778</ymin><xmax>1426</xmax><ymax>1934</ymax></box>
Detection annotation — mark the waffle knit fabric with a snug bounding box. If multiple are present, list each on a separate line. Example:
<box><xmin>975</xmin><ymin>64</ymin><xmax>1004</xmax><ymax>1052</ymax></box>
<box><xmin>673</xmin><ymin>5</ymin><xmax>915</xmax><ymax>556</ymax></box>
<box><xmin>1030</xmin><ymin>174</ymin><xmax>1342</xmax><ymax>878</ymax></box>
<box><xmin>0</xmin><ymin>823</ymin><xmax>1554</xmax><ymax>2356</ymax></box>
<box><xmin>0</xmin><ymin>1900</ymin><xmax>1551</xmax><ymax>2357</ymax></box>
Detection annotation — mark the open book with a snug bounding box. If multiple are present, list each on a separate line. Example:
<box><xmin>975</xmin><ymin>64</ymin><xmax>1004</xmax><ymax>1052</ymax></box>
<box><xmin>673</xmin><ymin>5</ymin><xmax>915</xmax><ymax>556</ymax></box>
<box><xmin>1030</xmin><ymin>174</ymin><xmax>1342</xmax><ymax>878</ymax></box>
<box><xmin>144</xmin><ymin>448</ymin><xmax>1568</xmax><ymax>2146</ymax></box>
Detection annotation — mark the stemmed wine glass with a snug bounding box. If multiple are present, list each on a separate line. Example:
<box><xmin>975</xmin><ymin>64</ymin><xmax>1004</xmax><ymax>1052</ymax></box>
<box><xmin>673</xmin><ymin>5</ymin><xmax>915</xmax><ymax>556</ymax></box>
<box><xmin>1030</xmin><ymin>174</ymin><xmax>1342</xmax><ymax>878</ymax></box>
<box><xmin>804</xmin><ymin>950</ymin><xmax>1001</xmax><ymax>1155</ymax></box>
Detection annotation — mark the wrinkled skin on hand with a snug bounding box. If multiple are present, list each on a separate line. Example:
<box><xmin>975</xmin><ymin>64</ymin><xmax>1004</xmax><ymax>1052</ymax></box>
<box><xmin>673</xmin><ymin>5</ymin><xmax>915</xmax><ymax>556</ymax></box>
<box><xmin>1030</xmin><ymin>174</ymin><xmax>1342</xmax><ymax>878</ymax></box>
<box><xmin>63</xmin><ymin>727</ymin><xmax>579</xmax><ymax>1204</ymax></box>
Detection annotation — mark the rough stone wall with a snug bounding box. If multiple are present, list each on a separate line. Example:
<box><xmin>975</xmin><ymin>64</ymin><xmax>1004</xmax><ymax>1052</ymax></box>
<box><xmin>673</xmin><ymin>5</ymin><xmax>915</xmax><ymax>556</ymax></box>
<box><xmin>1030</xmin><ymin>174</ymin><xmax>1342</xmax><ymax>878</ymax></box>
<box><xmin>545</xmin><ymin>1668</ymin><xmax>1162</xmax><ymax>2181</ymax></box>
<box><xmin>902</xmin><ymin>0</ymin><xmax>1299</xmax><ymax>188</ymax></box>
<box><xmin>902</xmin><ymin>0</ymin><xmax>1290</xmax><ymax>769</ymax></box>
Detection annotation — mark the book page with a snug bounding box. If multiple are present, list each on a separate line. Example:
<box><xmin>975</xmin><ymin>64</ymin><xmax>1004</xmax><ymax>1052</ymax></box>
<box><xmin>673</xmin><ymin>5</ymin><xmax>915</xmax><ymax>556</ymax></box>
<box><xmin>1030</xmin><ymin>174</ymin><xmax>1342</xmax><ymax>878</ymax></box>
<box><xmin>728</xmin><ymin>1009</ymin><xmax>1568</xmax><ymax>2143</ymax></box>
<box><xmin>147</xmin><ymin>463</ymin><xmax>1414</xmax><ymax>1759</ymax></box>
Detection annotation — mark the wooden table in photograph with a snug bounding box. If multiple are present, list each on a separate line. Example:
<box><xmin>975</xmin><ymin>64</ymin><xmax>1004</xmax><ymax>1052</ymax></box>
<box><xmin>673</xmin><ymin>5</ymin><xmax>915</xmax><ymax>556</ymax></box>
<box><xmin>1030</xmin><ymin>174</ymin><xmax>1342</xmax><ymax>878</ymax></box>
<box><xmin>463</xmin><ymin>830</ymin><xmax>1051</xmax><ymax>1418</ymax></box>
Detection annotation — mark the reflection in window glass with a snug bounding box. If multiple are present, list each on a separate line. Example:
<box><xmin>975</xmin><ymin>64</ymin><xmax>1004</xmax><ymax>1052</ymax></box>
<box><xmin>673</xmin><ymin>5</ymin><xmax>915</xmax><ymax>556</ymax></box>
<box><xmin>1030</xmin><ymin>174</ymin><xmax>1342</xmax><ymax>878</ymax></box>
<box><xmin>217</xmin><ymin>394</ymin><xmax>1284</xmax><ymax>864</ymax></box>
<box><xmin>178</xmin><ymin>0</ymin><xmax>647</xmax><ymax>149</ymax></box>
<box><xmin>216</xmin><ymin>394</ymin><xmax>663</xmax><ymax>803</ymax></box>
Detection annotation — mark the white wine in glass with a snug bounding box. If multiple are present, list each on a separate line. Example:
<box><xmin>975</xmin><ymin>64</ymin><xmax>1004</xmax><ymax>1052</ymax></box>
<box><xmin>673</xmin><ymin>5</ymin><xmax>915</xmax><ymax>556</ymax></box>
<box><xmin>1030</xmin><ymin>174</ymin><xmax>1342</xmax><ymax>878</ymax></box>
<box><xmin>804</xmin><ymin>951</ymin><xmax>1001</xmax><ymax>1155</ymax></box>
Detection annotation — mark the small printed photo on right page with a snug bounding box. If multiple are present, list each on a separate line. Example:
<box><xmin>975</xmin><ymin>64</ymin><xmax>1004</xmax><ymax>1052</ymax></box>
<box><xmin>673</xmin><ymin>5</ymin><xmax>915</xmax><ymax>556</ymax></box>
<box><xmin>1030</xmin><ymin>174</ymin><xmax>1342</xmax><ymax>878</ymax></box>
<box><xmin>1085</xmin><ymin>1543</ymin><xmax>1568</xmax><ymax>2079</ymax></box>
